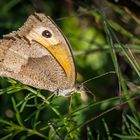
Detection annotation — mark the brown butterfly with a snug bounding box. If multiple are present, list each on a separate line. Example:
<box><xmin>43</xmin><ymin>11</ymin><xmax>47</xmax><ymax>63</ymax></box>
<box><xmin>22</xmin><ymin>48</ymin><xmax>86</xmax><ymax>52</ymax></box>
<box><xmin>0</xmin><ymin>13</ymin><xmax>79</xmax><ymax>96</ymax></box>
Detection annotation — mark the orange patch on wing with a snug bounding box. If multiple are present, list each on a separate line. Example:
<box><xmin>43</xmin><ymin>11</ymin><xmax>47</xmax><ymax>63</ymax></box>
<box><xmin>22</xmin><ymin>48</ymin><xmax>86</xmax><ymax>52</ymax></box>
<box><xmin>29</xmin><ymin>35</ymin><xmax>73</xmax><ymax>81</ymax></box>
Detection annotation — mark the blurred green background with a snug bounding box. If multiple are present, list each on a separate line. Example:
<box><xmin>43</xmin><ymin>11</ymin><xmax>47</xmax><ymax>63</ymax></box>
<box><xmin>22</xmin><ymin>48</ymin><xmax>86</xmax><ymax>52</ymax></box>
<box><xmin>0</xmin><ymin>0</ymin><xmax>140</xmax><ymax>139</ymax></box>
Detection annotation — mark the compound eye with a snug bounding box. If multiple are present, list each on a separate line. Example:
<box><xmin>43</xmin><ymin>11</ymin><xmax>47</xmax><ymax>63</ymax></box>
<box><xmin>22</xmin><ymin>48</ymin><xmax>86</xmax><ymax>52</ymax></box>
<box><xmin>42</xmin><ymin>30</ymin><xmax>52</xmax><ymax>38</ymax></box>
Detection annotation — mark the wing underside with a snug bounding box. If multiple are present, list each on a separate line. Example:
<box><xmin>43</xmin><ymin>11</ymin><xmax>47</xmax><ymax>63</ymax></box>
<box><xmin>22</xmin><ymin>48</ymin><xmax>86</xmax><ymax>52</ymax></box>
<box><xmin>0</xmin><ymin>39</ymin><xmax>68</xmax><ymax>91</ymax></box>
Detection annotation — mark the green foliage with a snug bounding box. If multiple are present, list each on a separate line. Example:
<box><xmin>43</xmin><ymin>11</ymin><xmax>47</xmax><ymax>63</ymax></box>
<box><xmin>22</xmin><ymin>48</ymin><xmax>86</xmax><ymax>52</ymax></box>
<box><xmin>114</xmin><ymin>115</ymin><xmax>140</xmax><ymax>139</ymax></box>
<box><xmin>0</xmin><ymin>0</ymin><xmax>140</xmax><ymax>139</ymax></box>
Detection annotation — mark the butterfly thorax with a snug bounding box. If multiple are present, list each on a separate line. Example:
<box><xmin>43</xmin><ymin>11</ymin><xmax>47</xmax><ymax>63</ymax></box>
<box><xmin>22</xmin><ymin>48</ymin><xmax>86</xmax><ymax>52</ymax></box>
<box><xmin>55</xmin><ymin>83</ymin><xmax>83</xmax><ymax>96</ymax></box>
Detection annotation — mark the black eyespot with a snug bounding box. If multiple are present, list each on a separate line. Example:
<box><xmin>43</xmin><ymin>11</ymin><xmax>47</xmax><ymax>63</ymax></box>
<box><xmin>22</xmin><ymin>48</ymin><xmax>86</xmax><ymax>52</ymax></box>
<box><xmin>42</xmin><ymin>30</ymin><xmax>52</xmax><ymax>38</ymax></box>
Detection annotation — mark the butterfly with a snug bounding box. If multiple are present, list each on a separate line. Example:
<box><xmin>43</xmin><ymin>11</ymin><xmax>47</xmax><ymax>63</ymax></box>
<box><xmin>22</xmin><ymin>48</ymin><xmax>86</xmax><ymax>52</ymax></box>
<box><xmin>0</xmin><ymin>13</ymin><xmax>80</xmax><ymax>96</ymax></box>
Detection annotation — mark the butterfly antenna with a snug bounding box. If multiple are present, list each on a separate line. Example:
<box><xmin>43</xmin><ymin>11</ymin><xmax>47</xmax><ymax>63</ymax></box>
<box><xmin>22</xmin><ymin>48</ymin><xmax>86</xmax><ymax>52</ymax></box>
<box><xmin>81</xmin><ymin>71</ymin><xmax>116</xmax><ymax>85</ymax></box>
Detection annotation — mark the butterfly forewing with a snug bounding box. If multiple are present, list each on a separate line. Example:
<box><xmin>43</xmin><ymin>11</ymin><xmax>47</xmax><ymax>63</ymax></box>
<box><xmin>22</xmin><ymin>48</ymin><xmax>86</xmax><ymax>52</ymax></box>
<box><xmin>0</xmin><ymin>13</ymin><xmax>76</xmax><ymax>93</ymax></box>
